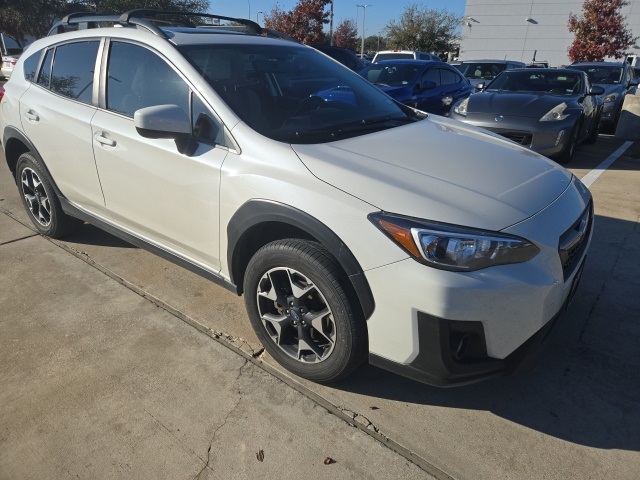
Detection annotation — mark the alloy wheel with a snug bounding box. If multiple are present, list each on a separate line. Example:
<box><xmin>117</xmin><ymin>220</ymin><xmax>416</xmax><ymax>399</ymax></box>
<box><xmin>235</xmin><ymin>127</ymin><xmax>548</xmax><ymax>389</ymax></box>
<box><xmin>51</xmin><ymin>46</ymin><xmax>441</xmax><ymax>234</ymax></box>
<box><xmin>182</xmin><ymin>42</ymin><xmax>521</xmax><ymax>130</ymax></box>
<box><xmin>21</xmin><ymin>167</ymin><xmax>51</xmax><ymax>227</ymax></box>
<box><xmin>256</xmin><ymin>267</ymin><xmax>336</xmax><ymax>363</ymax></box>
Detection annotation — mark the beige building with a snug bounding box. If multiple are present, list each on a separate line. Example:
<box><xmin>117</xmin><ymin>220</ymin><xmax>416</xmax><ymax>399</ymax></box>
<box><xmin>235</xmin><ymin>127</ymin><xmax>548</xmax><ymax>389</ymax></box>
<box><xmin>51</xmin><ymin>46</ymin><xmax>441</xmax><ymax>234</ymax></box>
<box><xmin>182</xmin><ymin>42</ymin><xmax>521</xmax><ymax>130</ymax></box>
<box><xmin>459</xmin><ymin>0</ymin><xmax>640</xmax><ymax>67</ymax></box>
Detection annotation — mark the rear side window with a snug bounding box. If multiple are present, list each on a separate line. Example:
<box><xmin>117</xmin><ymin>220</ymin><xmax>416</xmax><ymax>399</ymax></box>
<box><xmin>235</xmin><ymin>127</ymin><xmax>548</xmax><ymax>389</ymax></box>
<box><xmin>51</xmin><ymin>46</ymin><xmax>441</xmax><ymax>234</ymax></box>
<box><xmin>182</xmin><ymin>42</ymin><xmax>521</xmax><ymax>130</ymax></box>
<box><xmin>50</xmin><ymin>41</ymin><xmax>99</xmax><ymax>104</ymax></box>
<box><xmin>23</xmin><ymin>50</ymin><xmax>42</xmax><ymax>82</ymax></box>
<box><xmin>106</xmin><ymin>41</ymin><xmax>190</xmax><ymax>118</ymax></box>
<box><xmin>441</xmin><ymin>68</ymin><xmax>462</xmax><ymax>85</ymax></box>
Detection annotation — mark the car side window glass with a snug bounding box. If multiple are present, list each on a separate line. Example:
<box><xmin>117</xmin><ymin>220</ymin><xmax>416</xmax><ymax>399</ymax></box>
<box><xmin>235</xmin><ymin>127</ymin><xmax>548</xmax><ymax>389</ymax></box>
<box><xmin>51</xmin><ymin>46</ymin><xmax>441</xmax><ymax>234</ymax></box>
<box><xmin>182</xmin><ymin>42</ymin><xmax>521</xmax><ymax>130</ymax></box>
<box><xmin>106</xmin><ymin>41</ymin><xmax>190</xmax><ymax>118</ymax></box>
<box><xmin>441</xmin><ymin>69</ymin><xmax>459</xmax><ymax>85</ymax></box>
<box><xmin>37</xmin><ymin>48</ymin><xmax>53</xmax><ymax>88</ymax></box>
<box><xmin>50</xmin><ymin>41</ymin><xmax>99</xmax><ymax>104</ymax></box>
<box><xmin>422</xmin><ymin>68</ymin><xmax>440</xmax><ymax>86</ymax></box>
<box><xmin>191</xmin><ymin>93</ymin><xmax>225</xmax><ymax>146</ymax></box>
<box><xmin>23</xmin><ymin>49</ymin><xmax>41</xmax><ymax>82</ymax></box>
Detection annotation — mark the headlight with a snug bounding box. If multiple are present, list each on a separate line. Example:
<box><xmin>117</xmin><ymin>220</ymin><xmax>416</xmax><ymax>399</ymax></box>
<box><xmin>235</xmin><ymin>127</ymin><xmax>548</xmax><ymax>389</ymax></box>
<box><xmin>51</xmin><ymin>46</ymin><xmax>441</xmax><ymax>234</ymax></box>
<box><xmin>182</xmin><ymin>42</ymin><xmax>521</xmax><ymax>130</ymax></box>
<box><xmin>453</xmin><ymin>97</ymin><xmax>469</xmax><ymax>116</ymax></box>
<box><xmin>369</xmin><ymin>213</ymin><xmax>539</xmax><ymax>272</ymax></box>
<box><xmin>540</xmin><ymin>103</ymin><xmax>570</xmax><ymax>122</ymax></box>
<box><xmin>602</xmin><ymin>93</ymin><xmax>618</xmax><ymax>103</ymax></box>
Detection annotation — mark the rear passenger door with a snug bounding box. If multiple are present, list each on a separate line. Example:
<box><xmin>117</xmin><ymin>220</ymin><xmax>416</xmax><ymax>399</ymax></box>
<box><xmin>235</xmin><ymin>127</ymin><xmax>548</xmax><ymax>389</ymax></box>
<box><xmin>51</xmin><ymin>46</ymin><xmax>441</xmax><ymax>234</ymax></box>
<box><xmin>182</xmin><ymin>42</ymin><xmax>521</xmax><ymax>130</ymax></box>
<box><xmin>91</xmin><ymin>40</ymin><xmax>229</xmax><ymax>270</ymax></box>
<box><xmin>19</xmin><ymin>39</ymin><xmax>105</xmax><ymax>209</ymax></box>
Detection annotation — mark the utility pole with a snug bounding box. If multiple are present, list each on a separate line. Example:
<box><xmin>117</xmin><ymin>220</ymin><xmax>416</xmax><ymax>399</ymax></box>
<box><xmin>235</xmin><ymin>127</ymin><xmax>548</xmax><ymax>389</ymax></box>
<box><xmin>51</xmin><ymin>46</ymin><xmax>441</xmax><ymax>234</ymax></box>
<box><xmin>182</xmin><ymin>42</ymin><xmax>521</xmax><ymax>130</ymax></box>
<box><xmin>329</xmin><ymin>1</ymin><xmax>334</xmax><ymax>46</ymax></box>
<box><xmin>356</xmin><ymin>4</ymin><xmax>371</xmax><ymax>57</ymax></box>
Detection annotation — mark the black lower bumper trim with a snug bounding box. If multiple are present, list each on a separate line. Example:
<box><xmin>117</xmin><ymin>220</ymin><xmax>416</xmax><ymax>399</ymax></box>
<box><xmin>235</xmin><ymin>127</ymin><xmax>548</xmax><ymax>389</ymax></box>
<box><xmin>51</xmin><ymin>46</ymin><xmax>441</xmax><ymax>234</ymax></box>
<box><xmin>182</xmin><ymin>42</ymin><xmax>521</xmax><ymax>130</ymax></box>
<box><xmin>369</xmin><ymin>306</ymin><xmax>565</xmax><ymax>387</ymax></box>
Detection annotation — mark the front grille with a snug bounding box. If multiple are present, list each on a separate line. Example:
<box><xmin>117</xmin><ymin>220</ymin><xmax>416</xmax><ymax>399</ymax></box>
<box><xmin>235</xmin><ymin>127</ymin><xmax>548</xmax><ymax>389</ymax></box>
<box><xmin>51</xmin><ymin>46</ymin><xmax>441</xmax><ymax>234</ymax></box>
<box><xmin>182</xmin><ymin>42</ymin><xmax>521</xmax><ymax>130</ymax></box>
<box><xmin>485</xmin><ymin>128</ymin><xmax>533</xmax><ymax>146</ymax></box>
<box><xmin>558</xmin><ymin>202</ymin><xmax>593</xmax><ymax>280</ymax></box>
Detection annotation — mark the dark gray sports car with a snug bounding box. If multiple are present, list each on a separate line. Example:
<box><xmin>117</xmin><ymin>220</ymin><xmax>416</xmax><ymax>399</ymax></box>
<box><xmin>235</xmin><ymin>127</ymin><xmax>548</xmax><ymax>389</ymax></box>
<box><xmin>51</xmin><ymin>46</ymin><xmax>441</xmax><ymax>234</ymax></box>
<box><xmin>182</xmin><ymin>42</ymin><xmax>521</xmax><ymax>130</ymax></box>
<box><xmin>450</xmin><ymin>68</ymin><xmax>604</xmax><ymax>163</ymax></box>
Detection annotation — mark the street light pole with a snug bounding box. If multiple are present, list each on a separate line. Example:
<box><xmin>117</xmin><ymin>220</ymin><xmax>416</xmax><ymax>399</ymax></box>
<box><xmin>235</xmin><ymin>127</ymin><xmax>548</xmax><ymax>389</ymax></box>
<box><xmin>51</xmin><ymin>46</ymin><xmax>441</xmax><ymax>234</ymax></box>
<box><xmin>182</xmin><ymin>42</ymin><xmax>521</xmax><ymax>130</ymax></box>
<box><xmin>356</xmin><ymin>4</ymin><xmax>371</xmax><ymax>57</ymax></box>
<box><xmin>329</xmin><ymin>1</ymin><xmax>334</xmax><ymax>46</ymax></box>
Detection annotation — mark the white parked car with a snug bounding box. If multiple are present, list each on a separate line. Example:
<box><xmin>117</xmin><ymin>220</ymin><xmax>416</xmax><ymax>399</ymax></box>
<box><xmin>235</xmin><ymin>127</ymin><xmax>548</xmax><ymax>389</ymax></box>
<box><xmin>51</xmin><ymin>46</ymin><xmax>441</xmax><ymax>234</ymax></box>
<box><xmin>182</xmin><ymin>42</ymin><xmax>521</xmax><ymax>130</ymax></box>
<box><xmin>0</xmin><ymin>32</ymin><xmax>25</xmax><ymax>79</ymax></box>
<box><xmin>0</xmin><ymin>11</ymin><xmax>593</xmax><ymax>386</ymax></box>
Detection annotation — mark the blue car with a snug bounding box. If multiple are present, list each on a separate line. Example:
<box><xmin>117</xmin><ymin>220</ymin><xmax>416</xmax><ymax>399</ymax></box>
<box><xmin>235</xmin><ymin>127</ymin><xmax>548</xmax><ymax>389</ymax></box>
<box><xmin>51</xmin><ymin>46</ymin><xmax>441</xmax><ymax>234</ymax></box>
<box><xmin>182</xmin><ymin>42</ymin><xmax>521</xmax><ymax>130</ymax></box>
<box><xmin>358</xmin><ymin>60</ymin><xmax>473</xmax><ymax>116</ymax></box>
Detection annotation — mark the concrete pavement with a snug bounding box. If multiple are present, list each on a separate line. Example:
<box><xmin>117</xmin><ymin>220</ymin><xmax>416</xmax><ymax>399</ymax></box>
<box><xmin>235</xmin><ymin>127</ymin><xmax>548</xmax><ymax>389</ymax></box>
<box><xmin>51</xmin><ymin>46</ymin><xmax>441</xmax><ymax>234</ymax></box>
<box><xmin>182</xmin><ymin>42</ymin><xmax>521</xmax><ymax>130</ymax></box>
<box><xmin>1</xmin><ymin>136</ymin><xmax>639</xmax><ymax>479</ymax></box>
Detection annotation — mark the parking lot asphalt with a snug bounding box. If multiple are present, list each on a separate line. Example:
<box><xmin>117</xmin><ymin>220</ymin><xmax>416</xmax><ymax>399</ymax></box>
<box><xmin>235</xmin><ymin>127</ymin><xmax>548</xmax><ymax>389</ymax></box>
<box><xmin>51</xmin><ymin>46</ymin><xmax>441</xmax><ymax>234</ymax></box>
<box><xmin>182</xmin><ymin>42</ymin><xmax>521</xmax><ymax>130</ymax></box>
<box><xmin>1</xmin><ymin>135</ymin><xmax>639</xmax><ymax>480</ymax></box>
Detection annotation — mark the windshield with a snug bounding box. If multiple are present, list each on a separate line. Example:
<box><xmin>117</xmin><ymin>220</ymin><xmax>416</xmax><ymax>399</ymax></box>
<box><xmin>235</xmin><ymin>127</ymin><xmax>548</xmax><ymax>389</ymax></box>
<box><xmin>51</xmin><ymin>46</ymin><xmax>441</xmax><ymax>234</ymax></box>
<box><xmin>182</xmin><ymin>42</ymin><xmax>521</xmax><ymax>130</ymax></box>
<box><xmin>359</xmin><ymin>62</ymin><xmax>423</xmax><ymax>86</ymax></box>
<box><xmin>486</xmin><ymin>71</ymin><xmax>583</xmax><ymax>95</ymax></box>
<box><xmin>179</xmin><ymin>43</ymin><xmax>420</xmax><ymax>143</ymax></box>
<box><xmin>457</xmin><ymin>62</ymin><xmax>506</xmax><ymax>80</ymax></box>
<box><xmin>569</xmin><ymin>65</ymin><xmax>623</xmax><ymax>85</ymax></box>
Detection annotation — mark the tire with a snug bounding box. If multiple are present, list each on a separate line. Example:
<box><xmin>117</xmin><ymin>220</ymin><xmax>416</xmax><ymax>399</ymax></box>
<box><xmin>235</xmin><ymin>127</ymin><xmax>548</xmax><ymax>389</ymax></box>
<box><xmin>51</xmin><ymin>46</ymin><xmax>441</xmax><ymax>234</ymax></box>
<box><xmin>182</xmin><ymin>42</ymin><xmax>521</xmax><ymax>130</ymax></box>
<box><xmin>16</xmin><ymin>152</ymin><xmax>83</xmax><ymax>238</ymax></box>
<box><xmin>583</xmin><ymin>113</ymin><xmax>601</xmax><ymax>145</ymax></box>
<box><xmin>556</xmin><ymin>123</ymin><xmax>579</xmax><ymax>164</ymax></box>
<box><xmin>243</xmin><ymin>239</ymin><xmax>367</xmax><ymax>383</ymax></box>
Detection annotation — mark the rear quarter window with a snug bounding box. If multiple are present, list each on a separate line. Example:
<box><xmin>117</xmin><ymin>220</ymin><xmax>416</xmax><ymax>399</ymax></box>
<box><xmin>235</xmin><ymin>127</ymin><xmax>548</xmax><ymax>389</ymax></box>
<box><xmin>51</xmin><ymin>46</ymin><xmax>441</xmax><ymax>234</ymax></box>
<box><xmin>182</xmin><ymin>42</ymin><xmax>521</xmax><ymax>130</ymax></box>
<box><xmin>23</xmin><ymin>49</ymin><xmax>42</xmax><ymax>82</ymax></box>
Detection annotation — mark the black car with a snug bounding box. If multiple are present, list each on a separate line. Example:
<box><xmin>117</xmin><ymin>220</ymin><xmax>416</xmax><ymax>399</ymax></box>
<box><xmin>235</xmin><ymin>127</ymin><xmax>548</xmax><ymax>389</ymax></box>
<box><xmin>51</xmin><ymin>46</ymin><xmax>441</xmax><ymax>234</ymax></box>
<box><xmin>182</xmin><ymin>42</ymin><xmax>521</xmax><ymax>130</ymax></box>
<box><xmin>311</xmin><ymin>44</ymin><xmax>366</xmax><ymax>72</ymax></box>
<box><xmin>450</xmin><ymin>68</ymin><xmax>604</xmax><ymax>163</ymax></box>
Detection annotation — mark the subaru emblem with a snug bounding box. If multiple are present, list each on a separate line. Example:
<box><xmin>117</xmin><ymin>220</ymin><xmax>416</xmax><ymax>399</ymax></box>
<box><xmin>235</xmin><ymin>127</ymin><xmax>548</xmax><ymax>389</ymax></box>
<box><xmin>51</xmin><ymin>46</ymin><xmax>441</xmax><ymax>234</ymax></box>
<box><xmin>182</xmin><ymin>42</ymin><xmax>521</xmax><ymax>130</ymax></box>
<box><xmin>494</xmin><ymin>115</ymin><xmax>504</xmax><ymax>122</ymax></box>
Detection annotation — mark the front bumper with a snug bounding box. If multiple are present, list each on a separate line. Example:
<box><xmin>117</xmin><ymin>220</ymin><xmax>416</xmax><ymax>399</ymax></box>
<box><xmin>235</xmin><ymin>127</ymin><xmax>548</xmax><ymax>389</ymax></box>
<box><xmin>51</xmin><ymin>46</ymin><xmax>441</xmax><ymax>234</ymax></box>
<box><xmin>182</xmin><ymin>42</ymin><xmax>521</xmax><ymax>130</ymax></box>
<box><xmin>370</xmin><ymin>259</ymin><xmax>584</xmax><ymax>386</ymax></box>
<box><xmin>364</xmin><ymin>177</ymin><xmax>592</xmax><ymax>386</ymax></box>
<box><xmin>450</xmin><ymin>112</ymin><xmax>577</xmax><ymax>158</ymax></box>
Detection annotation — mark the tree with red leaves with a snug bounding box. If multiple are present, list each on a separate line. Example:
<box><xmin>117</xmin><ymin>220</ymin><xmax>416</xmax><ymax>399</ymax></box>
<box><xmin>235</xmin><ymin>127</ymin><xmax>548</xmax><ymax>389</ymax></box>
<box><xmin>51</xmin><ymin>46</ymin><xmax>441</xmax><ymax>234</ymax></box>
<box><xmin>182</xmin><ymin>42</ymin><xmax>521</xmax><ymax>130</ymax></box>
<box><xmin>333</xmin><ymin>19</ymin><xmax>358</xmax><ymax>51</ymax></box>
<box><xmin>568</xmin><ymin>0</ymin><xmax>637</xmax><ymax>62</ymax></box>
<box><xmin>263</xmin><ymin>0</ymin><xmax>331</xmax><ymax>44</ymax></box>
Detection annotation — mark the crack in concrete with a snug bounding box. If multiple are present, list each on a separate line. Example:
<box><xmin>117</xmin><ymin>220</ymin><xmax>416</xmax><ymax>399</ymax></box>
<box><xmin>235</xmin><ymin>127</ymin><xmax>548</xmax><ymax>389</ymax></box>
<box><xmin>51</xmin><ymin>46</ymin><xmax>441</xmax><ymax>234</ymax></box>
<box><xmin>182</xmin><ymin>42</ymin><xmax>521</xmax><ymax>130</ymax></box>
<box><xmin>337</xmin><ymin>407</ymin><xmax>388</xmax><ymax>440</ymax></box>
<box><xmin>0</xmin><ymin>233</ymin><xmax>38</xmax><ymax>246</ymax></box>
<box><xmin>194</xmin><ymin>360</ymin><xmax>247</xmax><ymax>480</ymax></box>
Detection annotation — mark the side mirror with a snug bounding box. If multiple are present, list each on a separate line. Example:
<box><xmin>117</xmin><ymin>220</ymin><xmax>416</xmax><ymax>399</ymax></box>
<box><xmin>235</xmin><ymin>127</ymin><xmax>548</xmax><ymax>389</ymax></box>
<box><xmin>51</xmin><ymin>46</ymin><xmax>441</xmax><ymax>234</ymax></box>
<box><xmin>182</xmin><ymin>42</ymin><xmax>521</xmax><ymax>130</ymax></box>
<box><xmin>134</xmin><ymin>104</ymin><xmax>191</xmax><ymax>139</ymax></box>
<box><xmin>589</xmin><ymin>85</ymin><xmax>605</xmax><ymax>96</ymax></box>
<box><xmin>135</xmin><ymin>104</ymin><xmax>197</xmax><ymax>156</ymax></box>
<box><xmin>475</xmin><ymin>82</ymin><xmax>485</xmax><ymax>92</ymax></box>
<box><xmin>629</xmin><ymin>78</ymin><xmax>639</xmax><ymax>87</ymax></box>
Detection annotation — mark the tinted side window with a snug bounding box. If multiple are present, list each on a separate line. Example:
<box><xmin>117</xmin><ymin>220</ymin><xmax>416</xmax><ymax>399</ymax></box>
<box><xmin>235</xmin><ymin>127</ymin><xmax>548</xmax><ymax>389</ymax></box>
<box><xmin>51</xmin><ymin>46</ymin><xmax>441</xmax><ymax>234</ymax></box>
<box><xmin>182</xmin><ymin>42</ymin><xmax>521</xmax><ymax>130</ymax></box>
<box><xmin>50</xmin><ymin>41</ymin><xmax>99</xmax><ymax>104</ymax></box>
<box><xmin>23</xmin><ymin>49</ymin><xmax>42</xmax><ymax>82</ymax></box>
<box><xmin>441</xmin><ymin>68</ymin><xmax>460</xmax><ymax>85</ymax></box>
<box><xmin>106</xmin><ymin>42</ymin><xmax>190</xmax><ymax>118</ymax></box>
<box><xmin>423</xmin><ymin>68</ymin><xmax>440</xmax><ymax>86</ymax></box>
<box><xmin>37</xmin><ymin>48</ymin><xmax>53</xmax><ymax>88</ymax></box>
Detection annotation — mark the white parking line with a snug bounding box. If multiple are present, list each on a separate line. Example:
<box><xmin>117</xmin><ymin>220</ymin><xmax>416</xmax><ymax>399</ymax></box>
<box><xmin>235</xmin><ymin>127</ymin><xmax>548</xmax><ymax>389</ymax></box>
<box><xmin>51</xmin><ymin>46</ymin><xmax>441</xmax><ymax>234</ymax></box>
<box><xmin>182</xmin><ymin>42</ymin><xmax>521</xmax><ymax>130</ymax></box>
<box><xmin>581</xmin><ymin>141</ymin><xmax>634</xmax><ymax>188</ymax></box>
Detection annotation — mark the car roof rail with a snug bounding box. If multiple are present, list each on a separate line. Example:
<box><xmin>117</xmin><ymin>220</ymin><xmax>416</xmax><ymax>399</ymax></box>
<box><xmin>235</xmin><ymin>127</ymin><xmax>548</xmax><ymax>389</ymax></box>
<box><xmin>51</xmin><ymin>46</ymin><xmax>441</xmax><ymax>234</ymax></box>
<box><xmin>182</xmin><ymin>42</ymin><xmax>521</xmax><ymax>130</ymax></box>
<box><xmin>48</xmin><ymin>9</ymin><xmax>297</xmax><ymax>41</ymax></box>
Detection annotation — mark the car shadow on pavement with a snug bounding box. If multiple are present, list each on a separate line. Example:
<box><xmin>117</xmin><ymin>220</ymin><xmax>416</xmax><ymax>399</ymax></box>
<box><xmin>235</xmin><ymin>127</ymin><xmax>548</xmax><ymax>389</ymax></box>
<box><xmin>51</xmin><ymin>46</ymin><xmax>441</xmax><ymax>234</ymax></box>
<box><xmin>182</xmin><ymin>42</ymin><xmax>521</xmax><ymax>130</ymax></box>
<box><xmin>63</xmin><ymin>223</ymin><xmax>136</xmax><ymax>249</ymax></box>
<box><xmin>333</xmin><ymin>214</ymin><xmax>640</xmax><ymax>452</ymax></box>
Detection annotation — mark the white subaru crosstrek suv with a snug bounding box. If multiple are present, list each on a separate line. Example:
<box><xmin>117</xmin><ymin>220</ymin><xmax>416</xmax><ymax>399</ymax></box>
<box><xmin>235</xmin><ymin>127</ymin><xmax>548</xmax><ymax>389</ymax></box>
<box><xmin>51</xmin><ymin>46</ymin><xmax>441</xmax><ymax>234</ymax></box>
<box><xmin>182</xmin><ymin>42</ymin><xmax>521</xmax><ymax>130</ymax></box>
<box><xmin>0</xmin><ymin>11</ymin><xmax>592</xmax><ymax>386</ymax></box>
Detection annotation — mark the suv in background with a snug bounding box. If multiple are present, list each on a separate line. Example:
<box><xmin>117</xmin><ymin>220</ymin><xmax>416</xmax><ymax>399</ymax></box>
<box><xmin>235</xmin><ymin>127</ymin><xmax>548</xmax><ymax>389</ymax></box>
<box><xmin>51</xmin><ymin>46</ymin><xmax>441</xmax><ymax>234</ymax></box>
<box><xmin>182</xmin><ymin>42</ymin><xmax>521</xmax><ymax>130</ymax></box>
<box><xmin>455</xmin><ymin>59</ymin><xmax>526</xmax><ymax>87</ymax></box>
<box><xmin>1</xmin><ymin>10</ymin><xmax>593</xmax><ymax>387</ymax></box>
<box><xmin>569</xmin><ymin>61</ymin><xmax>638</xmax><ymax>130</ymax></box>
<box><xmin>372</xmin><ymin>50</ymin><xmax>441</xmax><ymax>63</ymax></box>
<box><xmin>1</xmin><ymin>33</ymin><xmax>25</xmax><ymax>79</ymax></box>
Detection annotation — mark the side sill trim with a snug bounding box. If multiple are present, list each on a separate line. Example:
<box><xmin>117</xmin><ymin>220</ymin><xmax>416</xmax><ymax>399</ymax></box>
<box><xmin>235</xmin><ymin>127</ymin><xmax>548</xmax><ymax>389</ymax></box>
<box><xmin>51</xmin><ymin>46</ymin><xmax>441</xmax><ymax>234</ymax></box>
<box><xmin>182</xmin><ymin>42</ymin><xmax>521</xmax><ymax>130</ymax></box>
<box><xmin>60</xmin><ymin>198</ymin><xmax>237</xmax><ymax>294</ymax></box>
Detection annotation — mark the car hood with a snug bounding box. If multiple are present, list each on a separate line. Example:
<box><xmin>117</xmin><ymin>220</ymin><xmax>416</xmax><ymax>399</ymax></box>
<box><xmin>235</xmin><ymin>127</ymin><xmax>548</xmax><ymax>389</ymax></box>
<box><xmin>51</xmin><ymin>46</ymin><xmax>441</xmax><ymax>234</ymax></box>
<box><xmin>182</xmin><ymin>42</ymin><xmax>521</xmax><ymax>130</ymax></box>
<box><xmin>467</xmin><ymin>91</ymin><xmax>576</xmax><ymax>118</ymax></box>
<box><xmin>291</xmin><ymin>116</ymin><xmax>573</xmax><ymax>231</ymax></box>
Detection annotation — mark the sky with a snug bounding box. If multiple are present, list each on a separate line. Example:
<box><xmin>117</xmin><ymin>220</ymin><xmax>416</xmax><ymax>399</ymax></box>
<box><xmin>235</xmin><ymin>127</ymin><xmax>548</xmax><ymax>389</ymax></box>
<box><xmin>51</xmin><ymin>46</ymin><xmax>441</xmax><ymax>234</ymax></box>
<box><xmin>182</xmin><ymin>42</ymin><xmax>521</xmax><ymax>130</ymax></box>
<box><xmin>209</xmin><ymin>1</ymin><xmax>467</xmax><ymax>37</ymax></box>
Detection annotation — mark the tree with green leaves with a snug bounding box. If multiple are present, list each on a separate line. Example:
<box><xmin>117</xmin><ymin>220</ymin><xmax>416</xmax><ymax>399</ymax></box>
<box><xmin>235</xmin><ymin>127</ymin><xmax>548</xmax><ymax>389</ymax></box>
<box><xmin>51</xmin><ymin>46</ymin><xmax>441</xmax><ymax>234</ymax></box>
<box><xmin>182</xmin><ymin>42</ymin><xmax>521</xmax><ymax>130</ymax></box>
<box><xmin>384</xmin><ymin>2</ymin><xmax>461</xmax><ymax>54</ymax></box>
<box><xmin>333</xmin><ymin>19</ymin><xmax>357</xmax><ymax>51</ymax></box>
<box><xmin>263</xmin><ymin>0</ymin><xmax>331</xmax><ymax>45</ymax></box>
<box><xmin>568</xmin><ymin>0</ymin><xmax>637</xmax><ymax>62</ymax></box>
<box><xmin>0</xmin><ymin>0</ymin><xmax>209</xmax><ymax>40</ymax></box>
